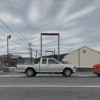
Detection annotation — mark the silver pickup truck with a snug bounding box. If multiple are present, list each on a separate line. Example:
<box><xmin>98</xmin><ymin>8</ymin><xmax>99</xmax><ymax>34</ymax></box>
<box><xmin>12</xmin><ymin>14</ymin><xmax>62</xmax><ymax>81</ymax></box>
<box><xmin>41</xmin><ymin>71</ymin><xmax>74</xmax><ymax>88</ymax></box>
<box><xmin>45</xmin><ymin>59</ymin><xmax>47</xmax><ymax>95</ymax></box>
<box><xmin>16</xmin><ymin>58</ymin><xmax>76</xmax><ymax>77</ymax></box>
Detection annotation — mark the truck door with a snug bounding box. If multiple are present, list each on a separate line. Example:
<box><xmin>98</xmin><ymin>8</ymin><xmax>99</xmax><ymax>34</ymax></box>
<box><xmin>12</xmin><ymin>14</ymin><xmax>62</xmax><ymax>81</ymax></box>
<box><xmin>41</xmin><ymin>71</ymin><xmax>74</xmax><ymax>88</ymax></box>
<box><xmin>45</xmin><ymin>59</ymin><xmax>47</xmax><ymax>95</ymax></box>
<box><xmin>47</xmin><ymin>58</ymin><xmax>61</xmax><ymax>72</ymax></box>
<box><xmin>40</xmin><ymin>58</ymin><xmax>47</xmax><ymax>72</ymax></box>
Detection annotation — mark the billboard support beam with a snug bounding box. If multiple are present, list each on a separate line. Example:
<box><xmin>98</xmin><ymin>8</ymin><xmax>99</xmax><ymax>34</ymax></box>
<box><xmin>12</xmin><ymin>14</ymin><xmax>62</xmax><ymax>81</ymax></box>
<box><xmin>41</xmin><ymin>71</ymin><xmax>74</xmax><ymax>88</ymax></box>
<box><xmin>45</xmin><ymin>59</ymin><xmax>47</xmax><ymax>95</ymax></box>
<box><xmin>40</xmin><ymin>33</ymin><xmax>60</xmax><ymax>61</ymax></box>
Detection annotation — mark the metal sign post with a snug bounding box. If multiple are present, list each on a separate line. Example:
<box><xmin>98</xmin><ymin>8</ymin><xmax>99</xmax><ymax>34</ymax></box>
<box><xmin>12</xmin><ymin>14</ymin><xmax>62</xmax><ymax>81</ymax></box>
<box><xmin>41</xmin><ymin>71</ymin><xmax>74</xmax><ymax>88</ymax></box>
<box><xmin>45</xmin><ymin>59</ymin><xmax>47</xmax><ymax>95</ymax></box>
<box><xmin>40</xmin><ymin>33</ymin><xmax>60</xmax><ymax>61</ymax></box>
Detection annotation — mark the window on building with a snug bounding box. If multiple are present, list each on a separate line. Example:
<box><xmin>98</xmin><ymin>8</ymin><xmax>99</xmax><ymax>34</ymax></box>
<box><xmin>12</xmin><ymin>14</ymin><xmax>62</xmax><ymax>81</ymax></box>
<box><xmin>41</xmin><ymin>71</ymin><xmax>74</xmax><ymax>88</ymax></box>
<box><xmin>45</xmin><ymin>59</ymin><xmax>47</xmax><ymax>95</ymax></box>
<box><xmin>83</xmin><ymin>50</ymin><xmax>86</xmax><ymax>54</ymax></box>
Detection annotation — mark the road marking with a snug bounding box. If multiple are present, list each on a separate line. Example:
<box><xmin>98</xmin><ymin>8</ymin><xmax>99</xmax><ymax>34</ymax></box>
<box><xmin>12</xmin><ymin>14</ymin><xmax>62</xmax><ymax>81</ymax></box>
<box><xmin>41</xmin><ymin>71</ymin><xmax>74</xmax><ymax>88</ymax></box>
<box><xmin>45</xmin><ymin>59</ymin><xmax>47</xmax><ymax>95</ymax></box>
<box><xmin>73</xmin><ymin>75</ymin><xmax>96</xmax><ymax>77</ymax></box>
<box><xmin>0</xmin><ymin>74</ymin><xmax>96</xmax><ymax>77</ymax></box>
<box><xmin>0</xmin><ymin>85</ymin><xmax>100</xmax><ymax>88</ymax></box>
<box><xmin>0</xmin><ymin>75</ymin><xmax>25</xmax><ymax>77</ymax></box>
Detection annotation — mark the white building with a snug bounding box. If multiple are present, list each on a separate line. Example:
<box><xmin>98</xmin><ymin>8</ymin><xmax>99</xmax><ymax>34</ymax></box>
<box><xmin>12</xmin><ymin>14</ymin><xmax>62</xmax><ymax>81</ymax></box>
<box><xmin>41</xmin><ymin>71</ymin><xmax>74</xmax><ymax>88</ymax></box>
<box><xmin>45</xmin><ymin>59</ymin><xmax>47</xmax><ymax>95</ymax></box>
<box><xmin>62</xmin><ymin>46</ymin><xmax>100</xmax><ymax>68</ymax></box>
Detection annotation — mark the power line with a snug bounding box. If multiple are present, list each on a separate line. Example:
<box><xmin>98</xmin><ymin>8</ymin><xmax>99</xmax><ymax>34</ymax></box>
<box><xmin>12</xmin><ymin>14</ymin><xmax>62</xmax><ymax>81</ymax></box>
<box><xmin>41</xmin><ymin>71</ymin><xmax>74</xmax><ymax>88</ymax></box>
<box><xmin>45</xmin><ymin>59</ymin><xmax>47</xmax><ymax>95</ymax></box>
<box><xmin>0</xmin><ymin>17</ymin><xmax>29</xmax><ymax>49</ymax></box>
<box><xmin>0</xmin><ymin>17</ymin><xmax>28</xmax><ymax>48</ymax></box>
<box><xmin>0</xmin><ymin>23</ymin><xmax>27</xmax><ymax>54</ymax></box>
<box><xmin>2</xmin><ymin>15</ymin><xmax>28</xmax><ymax>44</ymax></box>
<box><xmin>1</xmin><ymin>16</ymin><xmax>39</xmax><ymax>50</ymax></box>
<box><xmin>0</xmin><ymin>16</ymin><xmax>39</xmax><ymax>56</ymax></box>
<box><xmin>2</xmin><ymin>16</ymin><xmax>40</xmax><ymax>52</ymax></box>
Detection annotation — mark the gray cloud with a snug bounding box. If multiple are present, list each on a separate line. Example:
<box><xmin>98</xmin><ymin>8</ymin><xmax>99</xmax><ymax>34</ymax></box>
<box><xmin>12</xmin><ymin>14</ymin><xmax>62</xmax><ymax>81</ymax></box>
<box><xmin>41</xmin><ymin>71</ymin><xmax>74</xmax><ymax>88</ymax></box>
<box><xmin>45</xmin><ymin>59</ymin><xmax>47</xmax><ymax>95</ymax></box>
<box><xmin>0</xmin><ymin>0</ymin><xmax>100</xmax><ymax>57</ymax></box>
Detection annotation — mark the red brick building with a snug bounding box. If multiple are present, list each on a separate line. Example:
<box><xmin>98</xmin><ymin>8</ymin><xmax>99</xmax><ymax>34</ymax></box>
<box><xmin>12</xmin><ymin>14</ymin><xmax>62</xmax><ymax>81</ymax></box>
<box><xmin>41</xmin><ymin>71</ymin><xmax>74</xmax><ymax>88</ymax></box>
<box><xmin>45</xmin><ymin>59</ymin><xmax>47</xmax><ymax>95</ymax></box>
<box><xmin>0</xmin><ymin>56</ymin><xmax>4</xmax><ymax>66</ymax></box>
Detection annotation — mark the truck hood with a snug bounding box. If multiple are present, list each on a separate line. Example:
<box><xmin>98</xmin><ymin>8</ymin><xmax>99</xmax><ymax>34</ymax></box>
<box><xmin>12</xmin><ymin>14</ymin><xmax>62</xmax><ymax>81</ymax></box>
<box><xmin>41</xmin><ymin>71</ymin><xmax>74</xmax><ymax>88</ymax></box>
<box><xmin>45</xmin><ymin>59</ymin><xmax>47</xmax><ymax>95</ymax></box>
<box><xmin>61</xmin><ymin>64</ymin><xmax>75</xmax><ymax>69</ymax></box>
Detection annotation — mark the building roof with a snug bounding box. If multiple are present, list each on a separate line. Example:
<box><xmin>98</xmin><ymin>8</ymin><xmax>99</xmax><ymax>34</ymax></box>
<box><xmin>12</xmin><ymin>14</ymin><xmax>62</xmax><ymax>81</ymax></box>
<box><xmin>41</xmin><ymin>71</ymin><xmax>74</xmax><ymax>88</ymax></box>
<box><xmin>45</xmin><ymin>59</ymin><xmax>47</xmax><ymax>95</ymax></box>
<box><xmin>3</xmin><ymin>54</ymin><xmax>21</xmax><ymax>59</ymax></box>
<box><xmin>65</xmin><ymin>46</ymin><xmax>100</xmax><ymax>56</ymax></box>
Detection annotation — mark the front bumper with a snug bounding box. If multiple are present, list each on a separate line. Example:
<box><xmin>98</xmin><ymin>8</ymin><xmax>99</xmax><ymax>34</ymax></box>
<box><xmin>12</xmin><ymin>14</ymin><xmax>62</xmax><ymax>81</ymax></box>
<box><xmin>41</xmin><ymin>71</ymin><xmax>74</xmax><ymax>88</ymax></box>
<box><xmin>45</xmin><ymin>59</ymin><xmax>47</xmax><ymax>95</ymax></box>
<box><xmin>72</xmin><ymin>68</ymin><xmax>77</xmax><ymax>73</ymax></box>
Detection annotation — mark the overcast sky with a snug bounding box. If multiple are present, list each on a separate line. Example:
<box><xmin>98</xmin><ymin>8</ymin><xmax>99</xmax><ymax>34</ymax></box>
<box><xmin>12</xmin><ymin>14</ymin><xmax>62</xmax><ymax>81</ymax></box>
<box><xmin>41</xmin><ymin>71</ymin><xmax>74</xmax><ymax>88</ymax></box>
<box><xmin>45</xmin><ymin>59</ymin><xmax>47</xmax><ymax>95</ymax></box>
<box><xmin>0</xmin><ymin>0</ymin><xmax>100</xmax><ymax>57</ymax></box>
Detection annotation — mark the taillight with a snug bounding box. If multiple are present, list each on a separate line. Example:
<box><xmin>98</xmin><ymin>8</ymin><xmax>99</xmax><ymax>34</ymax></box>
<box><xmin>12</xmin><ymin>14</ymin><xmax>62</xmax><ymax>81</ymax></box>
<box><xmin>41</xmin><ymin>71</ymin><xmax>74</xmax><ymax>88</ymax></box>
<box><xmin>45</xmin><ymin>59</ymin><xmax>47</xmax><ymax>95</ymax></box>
<box><xmin>93</xmin><ymin>65</ymin><xmax>96</xmax><ymax>68</ymax></box>
<box><xmin>93</xmin><ymin>64</ymin><xmax>100</xmax><ymax>69</ymax></box>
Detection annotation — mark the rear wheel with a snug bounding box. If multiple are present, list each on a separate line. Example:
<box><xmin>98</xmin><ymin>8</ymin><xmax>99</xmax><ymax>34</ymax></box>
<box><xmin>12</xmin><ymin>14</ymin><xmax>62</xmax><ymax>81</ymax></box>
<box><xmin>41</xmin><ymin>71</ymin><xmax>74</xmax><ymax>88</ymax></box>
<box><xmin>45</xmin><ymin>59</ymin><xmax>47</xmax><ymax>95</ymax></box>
<box><xmin>26</xmin><ymin>68</ymin><xmax>36</xmax><ymax>77</ymax></box>
<box><xmin>63</xmin><ymin>69</ymin><xmax>72</xmax><ymax>77</ymax></box>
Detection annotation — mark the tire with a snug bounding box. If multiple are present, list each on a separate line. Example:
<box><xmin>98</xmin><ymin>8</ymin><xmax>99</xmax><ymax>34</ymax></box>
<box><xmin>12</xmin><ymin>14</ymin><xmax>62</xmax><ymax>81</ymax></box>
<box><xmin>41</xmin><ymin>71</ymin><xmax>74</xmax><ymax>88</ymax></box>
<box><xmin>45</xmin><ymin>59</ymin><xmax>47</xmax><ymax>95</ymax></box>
<box><xmin>63</xmin><ymin>69</ymin><xmax>72</xmax><ymax>77</ymax></box>
<box><xmin>97</xmin><ymin>74</ymin><xmax>100</xmax><ymax>77</ymax></box>
<box><xmin>26</xmin><ymin>68</ymin><xmax>36</xmax><ymax>77</ymax></box>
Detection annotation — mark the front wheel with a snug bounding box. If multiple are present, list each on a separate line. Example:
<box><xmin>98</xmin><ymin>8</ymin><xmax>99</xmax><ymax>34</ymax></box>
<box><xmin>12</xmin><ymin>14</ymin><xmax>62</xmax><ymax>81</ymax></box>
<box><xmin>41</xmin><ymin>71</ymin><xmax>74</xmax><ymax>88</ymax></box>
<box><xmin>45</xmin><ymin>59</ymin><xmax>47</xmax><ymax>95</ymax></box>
<box><xmin>26</xmin><ymin>69</ymin><xmax>36</xmax><ymax>77</ymax></box>
<box><xmin>63</xmin><ymin>69</ymin><xmax>72</xmax><ymax>77</ymax></box>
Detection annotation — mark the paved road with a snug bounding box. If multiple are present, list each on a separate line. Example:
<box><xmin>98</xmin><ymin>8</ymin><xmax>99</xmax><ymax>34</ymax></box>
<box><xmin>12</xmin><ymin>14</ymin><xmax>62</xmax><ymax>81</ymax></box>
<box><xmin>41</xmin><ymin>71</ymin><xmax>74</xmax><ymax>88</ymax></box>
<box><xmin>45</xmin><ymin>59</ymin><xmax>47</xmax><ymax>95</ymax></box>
<box><xmin>0</xmin><ymin>87</ymin><xmax>100</xmax><ymax>100</ymax></box>
<box><xmin>0</xmin><ymin>76</ymin><xmax>100</xmax><ymax>86</ymax></box>
<box><xmin>0</xmin><ymin>72</ymin><xmax>100</xmax><ymax>100</ymax></box>
<box><xmin>0</xmin><ymin>72</ymin><xmax>99</xmax><ymax>87</ymax></box>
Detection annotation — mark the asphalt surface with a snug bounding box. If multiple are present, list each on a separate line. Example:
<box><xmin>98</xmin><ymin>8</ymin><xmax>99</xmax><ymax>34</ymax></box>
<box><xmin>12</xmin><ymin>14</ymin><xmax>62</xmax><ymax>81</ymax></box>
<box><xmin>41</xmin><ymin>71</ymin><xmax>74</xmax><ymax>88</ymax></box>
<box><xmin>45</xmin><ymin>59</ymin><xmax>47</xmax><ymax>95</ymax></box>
<box><xmin>0</xmin><ymin>72</ymin><xmax>99</xmax><ymax>86</ymax></box>
<box><xmin>0</xmin><ymin>72</ymin><xmax>100</xmax><ymax>100</ymax></box>
<box><xmin>0</xmin><ymin>75</ymin><xmax>100</xmax><ymax>86</ymax></box>
<box><xmin>0</xmin><ymin>87</ymin><xmax>100</xmax><ymax>100</ymax></box>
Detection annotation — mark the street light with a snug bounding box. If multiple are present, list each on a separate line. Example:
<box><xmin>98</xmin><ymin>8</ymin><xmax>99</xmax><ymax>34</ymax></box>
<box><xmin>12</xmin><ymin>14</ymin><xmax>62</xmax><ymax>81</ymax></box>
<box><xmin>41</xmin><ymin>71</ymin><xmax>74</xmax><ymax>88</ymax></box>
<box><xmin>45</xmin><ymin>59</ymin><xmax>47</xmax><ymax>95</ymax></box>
<box><xmin>7</xmin><ymin>35</ymin><xmax>11</xmax><ymax>67</ymax></box>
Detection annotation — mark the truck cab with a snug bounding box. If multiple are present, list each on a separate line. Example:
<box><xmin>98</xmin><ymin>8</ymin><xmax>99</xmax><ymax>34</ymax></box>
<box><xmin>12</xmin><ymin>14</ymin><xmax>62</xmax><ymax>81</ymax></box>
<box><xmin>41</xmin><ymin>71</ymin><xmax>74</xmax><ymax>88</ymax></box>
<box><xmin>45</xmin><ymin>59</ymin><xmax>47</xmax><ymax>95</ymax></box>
<box><xmin>39</xmin><ymin>58</ymin><xmax>62</xmax><ymax>72</ymax></box>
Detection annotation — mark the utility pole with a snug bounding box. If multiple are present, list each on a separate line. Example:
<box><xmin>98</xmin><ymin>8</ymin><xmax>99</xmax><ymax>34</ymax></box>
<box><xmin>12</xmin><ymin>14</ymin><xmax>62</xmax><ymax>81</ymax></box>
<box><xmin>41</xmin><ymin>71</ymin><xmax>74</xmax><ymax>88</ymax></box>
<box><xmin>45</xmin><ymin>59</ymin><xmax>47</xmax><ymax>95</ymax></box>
<box><xmin>7</xmin><ymin>35</ymin><xmax>11</xmax><ymax>67</ymax></box>
<box><xmin>28</xmin><ymin>43</ymin><xmax>32</xmax><ymax>64</ymax></box>
<box><xmin>58</xmin><ymin>34</ymin><xmax>60</xmax><ymax>61</ymax></box>
<box><xmin>54</xmin><ymin>49</ymin><xmax>55</xmax><ymax>58</ymax></box>
<box><xmin>40</xmin><ymin>34</ymin><xmax>42</xmax><ymax>58</ymax></box>
<box><xmin>36</xmin><ymin>50</ymin><xmax>37</xmax><ymax>59</ymax></box>
<box><xmin>78</xmin><ymin>49</ymin><xmax>80</xmax><ymax>68</ymax></box>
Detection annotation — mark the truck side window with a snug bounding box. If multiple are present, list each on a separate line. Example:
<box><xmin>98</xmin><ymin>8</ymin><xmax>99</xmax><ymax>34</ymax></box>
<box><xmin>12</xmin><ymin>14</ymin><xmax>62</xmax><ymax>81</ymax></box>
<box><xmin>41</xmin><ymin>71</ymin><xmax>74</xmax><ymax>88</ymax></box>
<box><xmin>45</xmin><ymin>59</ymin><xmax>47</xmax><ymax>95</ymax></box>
<box><xmin>48</xmin><ymin>59</ymin><xmax>59</xmax><ymax>64</ymax></box>
<box><xmin>42</xmin><ymin>59</ymin><xmax>47</xmax><ymax>64</ymax></box>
